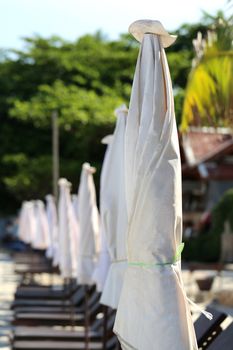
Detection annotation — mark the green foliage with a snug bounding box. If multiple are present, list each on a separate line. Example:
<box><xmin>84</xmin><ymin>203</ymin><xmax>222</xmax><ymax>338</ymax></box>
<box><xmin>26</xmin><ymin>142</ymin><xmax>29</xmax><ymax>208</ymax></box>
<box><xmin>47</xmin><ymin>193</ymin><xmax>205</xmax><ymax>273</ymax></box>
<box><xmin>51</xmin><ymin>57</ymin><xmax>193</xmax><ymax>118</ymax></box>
<box><xmin>2</xmin><ymin>154</ymin><xmax>52</xmax><ymax>200</ymax></box>
<box><xmin>9</xmin><ymin>80</ymin><xmax>123</xmax><ymax>127</ymax></box>
<box><xmin>181</xmin><ymin>53</ymin><xmax>233</xmax><ymax>129</ymax></box>
<box><xmin>181</xmin><ymin>12</ymin><xmax>233</xmax><ymax>130</ymax></box>
<box><xmin>184</xmin><ymin>189</ymin><xmax>233</xmax><ymax>262</ymax></box>
<box><xmin>0</xmin><ymin>14</ymin><xmax>224</xmax><ymax>213</ymax></box>
<box><xmin>210</xmin><ymin>188</ymin><xmax>233</xmax><ymax>236</ymax></box>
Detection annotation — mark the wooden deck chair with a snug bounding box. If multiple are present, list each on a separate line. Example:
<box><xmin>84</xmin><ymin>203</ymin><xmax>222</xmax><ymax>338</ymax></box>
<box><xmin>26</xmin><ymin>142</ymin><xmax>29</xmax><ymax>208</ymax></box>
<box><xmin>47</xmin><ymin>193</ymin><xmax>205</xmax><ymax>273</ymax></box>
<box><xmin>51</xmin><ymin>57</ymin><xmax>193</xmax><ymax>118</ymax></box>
<box><xmin>194</xmin><ymin>306</ymin><xmax>227</xmax><ymax>349</ymax></box>
<box><xmin>12</xmin><ymin>310</ymin><xmax>118</xmax><ymax>350</ymax></box>
<box><xmin>14</xmin><ymin>287</ymin><xmax>99</xmax><ymax>314</ymax></box>
<box><xmin>15</xmin><ymin>280</ymin><xmax>77</xmax><ymax>299</ymax></box>
<box><xmin>11</xmin><ymin>285</ymin><xmax>88</xmax><ymax>309</ymax></box>
<box><xmin>13</xmin><ymin>309</ymin><xmax>116</xmax><ymax>342</ymax></box>
<box><xmin>13</xmin><ymin>292</ymin><xmax>102</xmax><ymax>327</ymax></box>
<box><xmin>12</xmin><ymin>337</ymin><xmax>119</xmax><ymax>350</ymax></box>
<box><xmin>207</xmin><ymin>321</ymin><xmax>233</xmax><ymax>350</ymax></box>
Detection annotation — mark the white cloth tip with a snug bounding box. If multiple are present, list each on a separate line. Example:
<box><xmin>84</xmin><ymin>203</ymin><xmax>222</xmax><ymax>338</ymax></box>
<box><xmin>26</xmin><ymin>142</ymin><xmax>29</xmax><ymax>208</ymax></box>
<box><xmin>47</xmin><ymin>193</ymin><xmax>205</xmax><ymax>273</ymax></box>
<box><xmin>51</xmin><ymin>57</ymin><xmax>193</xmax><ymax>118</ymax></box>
<box><xmin>114</xmin><ymin>104</ymin><xmax>128</xmax><ymax>117</ymax></box>
<box><xmin>203</xmin><ymin>311</ymin><xmax>213</xmax><ymax>320</ymax></box>
<box><xmin>83</xmin><ymin>163</ymin><xmax>96</xmax><ymax>174</ymax></box>
<box><xmin>128</xmin><ymin>19</ymin><xmax>177</xmax><ymax>47</ymax></box>
<box><xmin>187</xmin><ymin>297</ymin><xmax>213</xmax><ymax>320</ymax></box>
<box><xmin>101</xmin><ymin>135</ymin><xmax>114</xmax><ymax>145</ymax></box>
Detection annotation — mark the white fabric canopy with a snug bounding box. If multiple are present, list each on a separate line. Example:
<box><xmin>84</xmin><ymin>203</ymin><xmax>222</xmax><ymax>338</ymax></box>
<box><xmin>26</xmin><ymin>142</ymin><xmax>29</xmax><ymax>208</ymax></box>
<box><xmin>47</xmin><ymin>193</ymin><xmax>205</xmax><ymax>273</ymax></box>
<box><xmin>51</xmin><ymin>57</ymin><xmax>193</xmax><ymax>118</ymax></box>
<box><xmin>32</xmin><ymin>200</ymin><xmax>50</xmax><ymax>250</ymax></box>
<box><xmin>92</xmin><ymin>136</ymin><xmax>113</xmax><ymax>293</ymax></box>
<box><xmin>58</xmin><ymin>179</ymin><xmax>79</xmax><ymax>278</ymax></box>
<box><xmin>100</xmin><ymin>105</ymin><xmax>128</xmax><ymax>308</ymax></box>
<box><xmin>26</xmin><ymin>202</ymin><xmax>37</xmax><ymax>245</ymax></box>
<box><xmin>114</xmin><ymin>34</ymin><xmax>197</xmax><ymax>349</ymax></box>
<box><xmin>92</xmin><ymin>225</ymin><xmax>110</xmax><ymax>292</ymax></box>
<box><xmin>72</xmin><ymin>194</ymin><xmax>79</xmax><ymax>221</ymax></box>
<box><xmin>45</xmin><ymin>195</ymin><xmax>58</xmax><ymax>261</ymax></box>
<box><xmin>76</xmin><ymin>163</ymin><xmax>100</xmax><ymax>285</ymax></box>
<box><xmin>18</xmin><ymin>201</ymin><xmax>36</xmax><ymax>244</ymax></box>
<box><xmin>18</xmin><ymin>201</ymin><xmax>29</xmax><ymax>243</ymax></box>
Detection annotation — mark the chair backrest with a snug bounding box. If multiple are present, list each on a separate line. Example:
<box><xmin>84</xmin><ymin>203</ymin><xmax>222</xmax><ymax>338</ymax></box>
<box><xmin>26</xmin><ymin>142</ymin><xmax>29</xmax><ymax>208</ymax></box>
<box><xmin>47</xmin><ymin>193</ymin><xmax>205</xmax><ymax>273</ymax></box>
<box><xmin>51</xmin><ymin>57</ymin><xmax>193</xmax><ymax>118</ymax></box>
<box><xmin>70</xmin><ymin>286</ymin><xmax>85</xmax><ymax>305</ymax></box>
<box><xmin>87</xmin><ymin>290</ymin><xmax>100</xmax><ymax>308</ymax></box>
<box><xmin>89</xmin><ymin>293</ymin><xmax>102</xmax><ymax>319</ymax></box>
<box><xmin>194</xmin><ymin>306</ymin><xmax>226</xmax><ymax>348</ymax></box>
<box><xmin>106</xmin><ymin>334</ymin><xmax>119</xmax><ymax>350</ymax></box>
<box><xmin>91</xmin><ymin>307</ymin><xmax>116</xmax><ymax>332</ymax></box>
<box><xmin>207</xmin><ymin>321</ymin><xmax>233</xmax><ymax>350</ymax></box>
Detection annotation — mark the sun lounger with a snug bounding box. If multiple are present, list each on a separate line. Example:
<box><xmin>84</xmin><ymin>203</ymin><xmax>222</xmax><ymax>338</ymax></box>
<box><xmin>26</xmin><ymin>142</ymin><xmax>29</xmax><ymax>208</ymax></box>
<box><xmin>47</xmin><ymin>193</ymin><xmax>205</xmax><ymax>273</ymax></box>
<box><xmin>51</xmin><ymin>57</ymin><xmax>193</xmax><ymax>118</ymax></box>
<box><xmin>12</xmin><ymin>337</ymin><xmax>118</xmax><ymax>350</ymax></box>
<box><xmin>13</xmin><ymin>292</ymin><xmax>101</xmax><ymax>326</ymax></box>
<box><xmin>194</xmin><ymin>306</ymin><xmax>227</xmax><ymax>348</ymax></box>
<box><xmin>207</xmin><ymin>321</ymin><xmax>233</xmax><ymax>350</ymax></box>
<box><xmin>13</xmin><ymin>309</ymin><xmax>116</xmax><ymax>341</ymax></box>
<box><xmin>12</xmin><ymin>285</ymin><xmax>87</xmax><ymax>309</ymax></box>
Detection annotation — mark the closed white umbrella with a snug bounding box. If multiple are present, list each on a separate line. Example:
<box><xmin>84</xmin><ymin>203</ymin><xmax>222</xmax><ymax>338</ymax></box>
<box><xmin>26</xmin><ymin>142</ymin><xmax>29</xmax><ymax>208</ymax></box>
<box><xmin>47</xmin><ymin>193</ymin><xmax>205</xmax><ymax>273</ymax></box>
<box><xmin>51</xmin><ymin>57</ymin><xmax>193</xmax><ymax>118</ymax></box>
<box><xmin>18</xmin><ymin>201</ymin><xmax>36</xmax><ymax>245</ymax></box>
<box><xmin>92</xmin><ymin>136</ymin><xmax>113</xmax><ymax>293</ymax></box>
<box><xmin>72</xmin><ymin>194</ymin><xmax>79</xmax><ymax>221</ymax></box>
<box><xmin>45</xmin><ymin>194</ymin><xmax>58</xmax><ymax>261</ymax></box>
<box><xmin>27</xmin><ymin>201</ymin><xmax>37</xmax><ymax>245</ymax></box>
<box><xmin>114</xmin><ymin>20</ymin><xmax>198</xmax><ymax>350</ymax></box>
<box><xmin>58</xmin><ymin>178</ymin><xmax>79</xmax><ymax>278</ymax></box>
<box><xmin>76</xmin><ymin>163</ymin><xmax>100</xmax><ymax>285</ymax></box>
<box><xmin>92</xmin><ymin>225</ymin><xmax>110</xmax><ymax>292</ymax></box>
<box><xmin>100</xmin><ymin>105</ymin><xmax>128</xmax><ymax>308</ymax></box>
<box><xmin>18</xmin><ymin>201</ymin><xmax>29</xmax><ymax>243</ymax></box>
<box><xmin>32</xmin><ymin>200</ymin><xmax>50</xmax><ymax>250</ymax></box>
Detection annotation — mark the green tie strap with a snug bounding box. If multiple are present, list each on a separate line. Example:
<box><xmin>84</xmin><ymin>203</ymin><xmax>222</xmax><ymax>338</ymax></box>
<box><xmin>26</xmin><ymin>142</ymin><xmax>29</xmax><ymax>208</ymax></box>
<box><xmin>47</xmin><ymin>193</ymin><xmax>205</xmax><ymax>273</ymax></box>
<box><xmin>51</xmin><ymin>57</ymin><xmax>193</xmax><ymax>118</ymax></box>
<box><xmin>128</xmin><ymin>242</ymin><xmax>185</xmax><ymax>268</ymax></box>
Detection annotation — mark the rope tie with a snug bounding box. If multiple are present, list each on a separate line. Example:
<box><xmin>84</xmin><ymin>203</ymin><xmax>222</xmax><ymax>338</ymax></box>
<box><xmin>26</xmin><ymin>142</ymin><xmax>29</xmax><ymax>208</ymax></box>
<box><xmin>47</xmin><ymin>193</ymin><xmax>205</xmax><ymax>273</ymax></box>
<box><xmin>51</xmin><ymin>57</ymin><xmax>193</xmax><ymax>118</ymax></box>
<box><xmin>128</xmin><ymin>242</ymin><xmax>185</xmax><ymax>267</ymax></box>
<box><xmin>128</xmin><ymin>242</ymin><xmax>213</xmax><ymax>320</ymax></box>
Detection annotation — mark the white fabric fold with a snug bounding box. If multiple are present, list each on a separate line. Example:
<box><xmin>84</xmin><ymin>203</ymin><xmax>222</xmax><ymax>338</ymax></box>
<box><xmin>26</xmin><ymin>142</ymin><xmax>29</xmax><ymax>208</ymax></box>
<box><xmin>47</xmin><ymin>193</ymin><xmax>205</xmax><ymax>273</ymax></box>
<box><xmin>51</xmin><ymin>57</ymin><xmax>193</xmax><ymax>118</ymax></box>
<box><xmin>72</xmin><ymin>194</ymin><xmax>79</xmax><ymax>221</ymax></box>
<box><xmin>32</xmin><ymin>200</ymin><xmax>50</xmax><ymax>250</ymax></box>
<box><xmin>114</xmin><ymin>34</ymin><xmax>198</xmax><ymax>350</ymax></box>
<box><xmin>92</xmin><ymin>229</ymin><xmax>110</xmax><ymax>292</ymax></box>
<box><xmin>58</xmin><ymin>179</ymin><xmax>79</xmax><ymax>278</ymax></box>
<box><xmin>76</xmin><ymin>163</ymin><xmax>100</xmax><ymax>285</ymax></box>
<box><xmin>18</xmin><ymin>201</ymin><xmax>36</xmax><ymax>244</ymax></box>
<box><xmin>92</xmin><ymin>137</ymin><xmax>113</xmax><ymax>292</ymax></box>
<box><xmin>45</xmin><ymin>195</ymin><xmax>58</xmax><ymax>262</ymax></box>
<box><xmin>18</xmin><ymin>201</ymin><xmax>29</xmax><ymax>243</ymax></box>
<box><xmin>100</xmin><ymin>105</ymin><xmax>128</xmax><ymax>308</ymax></box>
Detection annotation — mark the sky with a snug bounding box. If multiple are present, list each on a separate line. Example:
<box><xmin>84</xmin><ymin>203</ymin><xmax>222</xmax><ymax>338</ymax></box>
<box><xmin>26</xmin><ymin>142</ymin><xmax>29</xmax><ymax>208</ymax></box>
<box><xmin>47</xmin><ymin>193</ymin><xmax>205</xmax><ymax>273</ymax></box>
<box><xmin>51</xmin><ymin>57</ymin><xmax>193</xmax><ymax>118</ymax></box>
<box><xmin>0</xmin><ymin>0</ymin><xmax>230</xmax><ymax>49</ymax></box>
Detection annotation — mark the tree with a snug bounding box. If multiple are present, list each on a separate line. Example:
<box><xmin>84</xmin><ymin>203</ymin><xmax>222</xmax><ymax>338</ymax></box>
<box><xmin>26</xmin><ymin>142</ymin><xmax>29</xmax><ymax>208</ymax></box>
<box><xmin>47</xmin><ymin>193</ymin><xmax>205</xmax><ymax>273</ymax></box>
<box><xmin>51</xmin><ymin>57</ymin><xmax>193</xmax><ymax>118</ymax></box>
<box><xmin>0</xmin><ymin>17</ymin><xmax>220</xmax><ymax>213</ymax></box>
<box><xmin>181</xmin><ymin>12</ymin><xmax>233</xmax><ymax>130</ymax></box>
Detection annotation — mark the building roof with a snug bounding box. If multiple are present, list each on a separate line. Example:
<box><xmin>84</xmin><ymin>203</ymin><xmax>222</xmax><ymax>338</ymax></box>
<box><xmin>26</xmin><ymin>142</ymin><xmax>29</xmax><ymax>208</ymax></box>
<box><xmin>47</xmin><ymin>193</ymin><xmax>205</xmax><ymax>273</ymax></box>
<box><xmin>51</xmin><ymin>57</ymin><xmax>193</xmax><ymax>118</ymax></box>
<box><xmin>181</xmin><ymin>127</ymin><xmax>233</xmax><ymax>180</ymax></box>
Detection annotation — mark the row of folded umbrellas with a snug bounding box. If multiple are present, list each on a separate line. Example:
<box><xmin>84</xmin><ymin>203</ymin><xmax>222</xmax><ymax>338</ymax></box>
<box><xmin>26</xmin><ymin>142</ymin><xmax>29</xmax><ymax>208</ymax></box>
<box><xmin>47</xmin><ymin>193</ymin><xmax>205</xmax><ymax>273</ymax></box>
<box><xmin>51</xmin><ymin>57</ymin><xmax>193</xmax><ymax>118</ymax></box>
<box><xmin>18</xmin><ymin>131</ymin><xmax>127</xmax><ymax>309</ymax></box>
<box><xmin>16</xmin><ymin>20</ymin><xmax>199</xmax><ymax>350</ymax></box>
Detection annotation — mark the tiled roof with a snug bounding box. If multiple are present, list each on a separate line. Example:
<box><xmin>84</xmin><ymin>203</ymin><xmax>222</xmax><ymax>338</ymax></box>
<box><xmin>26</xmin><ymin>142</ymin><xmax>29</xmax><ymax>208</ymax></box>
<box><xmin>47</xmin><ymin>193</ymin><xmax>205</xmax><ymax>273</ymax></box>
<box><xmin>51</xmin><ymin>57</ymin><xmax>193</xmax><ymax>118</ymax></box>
<box><xmin>181</xmin><ymin>127</ymin><xmax>233</xmax><ymax>167</ymax></box>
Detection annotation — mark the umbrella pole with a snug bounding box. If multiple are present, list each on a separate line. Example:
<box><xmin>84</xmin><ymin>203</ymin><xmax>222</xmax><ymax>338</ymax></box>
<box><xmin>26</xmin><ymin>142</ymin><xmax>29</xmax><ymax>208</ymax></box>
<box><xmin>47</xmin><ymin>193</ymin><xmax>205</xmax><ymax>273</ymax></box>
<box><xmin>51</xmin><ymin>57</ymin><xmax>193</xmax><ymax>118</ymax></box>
<box><xmin>49</xmin><ymin>260</ymin><xmax>53</xmax><ymax>287</ymax></box>
<box><xmin>102</xmin><ymin>305</ymin><xmax>108</xmax><ymax>350</ymax></box>
<box><xmin>52</xmin><ymin>110</ymin><xmax>59</xmax><ymax>204</ymax></box>
<box><xmin>29</xmin><ymin>246</ymin><xmax>35</xmax><ymax>285</ymax></box>
<box><xmin>62</xmin><ymin>277</ymin><xmax>66</xmax><ymax>309</ymax></box>
<box><xmin>116</xmin><ymin>339</ymin><xmax>122</xmax><ymax>350</ymax></box>
<box><xmin>68</xmin><ymin>278</ymin><xmax>75</xmax><ymax>328</ymax></box>
<box><xmin>84</xmin><ymin>285</ymin><xmax>89</xmax><ymax>350</ymax></box>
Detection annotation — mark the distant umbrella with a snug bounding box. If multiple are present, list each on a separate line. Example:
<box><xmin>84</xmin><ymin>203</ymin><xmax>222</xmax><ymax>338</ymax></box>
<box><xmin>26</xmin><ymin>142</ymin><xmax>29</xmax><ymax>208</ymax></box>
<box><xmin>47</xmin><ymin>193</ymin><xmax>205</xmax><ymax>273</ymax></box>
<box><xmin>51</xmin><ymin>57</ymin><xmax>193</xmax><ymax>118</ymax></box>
<box><xmin>76</xmin><ymin>163</ymin><xmax>100</xmax><ymax>285</ymax></box>
<box><xmin>100</xmin><ymin>105</ymin><xmax>128</xmax><ymax>308</ymax></box>
<box><xmin>18</xmin><ymin>201</ymin><xmax>30</xmax><ymax>243</ymax></box>
<box><xmin>58</xmin><ymin>179</ymin><xmax>79</xmax><ymax>278</ymax></box>
<box><xmin>32</xmin><ymin>200</ymin><xmax>50</xmax><ymax>250</ymax></box>
<box><xmin>71</xmin><ymin>194</ymin><xmax>79</xmax><ymax>221</ymax></box>
<box><xmin>45</xmin><ymin>194</ymin><xmax>58</xmax><ymax>262</ymax></box>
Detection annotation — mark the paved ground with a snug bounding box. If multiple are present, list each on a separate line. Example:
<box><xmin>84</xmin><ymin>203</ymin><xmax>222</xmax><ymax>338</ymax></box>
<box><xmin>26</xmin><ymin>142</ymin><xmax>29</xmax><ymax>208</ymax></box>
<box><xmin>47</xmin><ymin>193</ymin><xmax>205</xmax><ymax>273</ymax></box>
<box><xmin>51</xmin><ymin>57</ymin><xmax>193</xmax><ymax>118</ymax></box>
<box><xmin>182</xmin><ymin>266</ymin><xmax>233</xmax><ymax>318</ymax></box>
<box><xmin>0</xmin><ymin>251</ymin><xmax>20</xmax><ymax>350</ymax></box>
<box><xmin>0</xmin><ymin>249</ymin><xmax>232</xmax><ymax>349</ymax></box>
